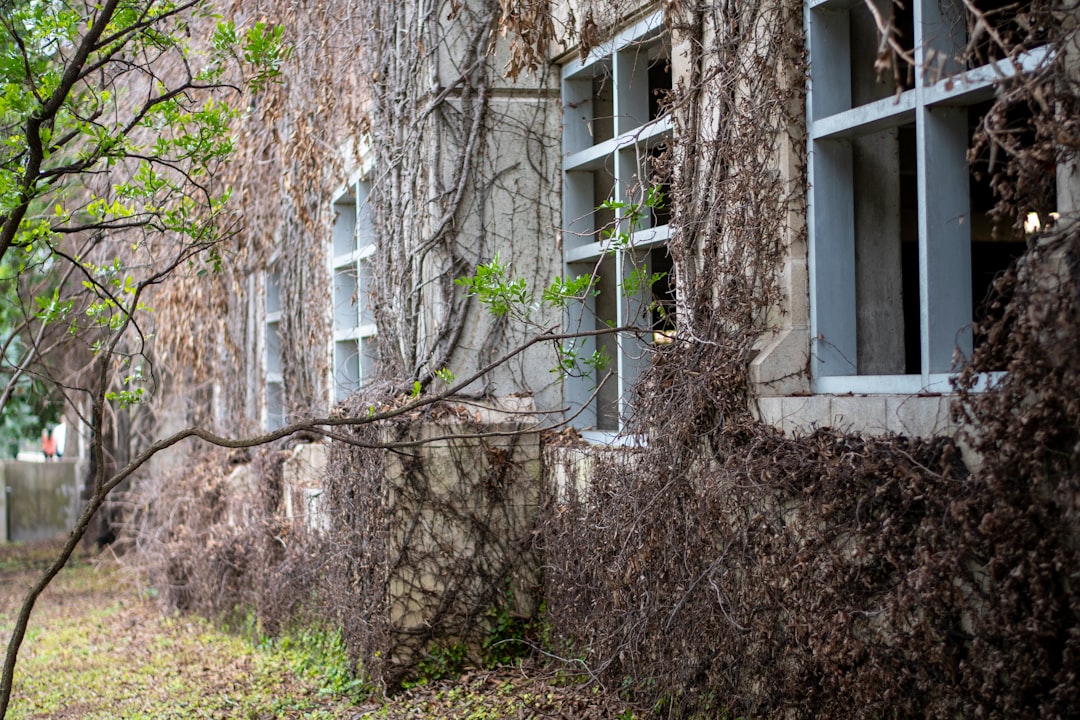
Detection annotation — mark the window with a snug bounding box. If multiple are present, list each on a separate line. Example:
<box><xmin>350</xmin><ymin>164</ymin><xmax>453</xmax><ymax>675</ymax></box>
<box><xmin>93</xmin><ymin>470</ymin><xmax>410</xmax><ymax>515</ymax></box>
<box><xmin>561</xmin><ymin>13</ymin><xmax>673</xmax><ymax>434</ymax></box>
<box><xmin>264</xmin><ymin>264</ymin><xmax>285</xmax><ymax>430</ymax></box>
<box><xmin>806</xmin><ymin>0</ymin><xmax>1049</xmax><ymax>394</ymax></box>
<box><xmin>330</xmin><ymin>175</ymin><xmax>377</xmax><ymax>403</ymax></box>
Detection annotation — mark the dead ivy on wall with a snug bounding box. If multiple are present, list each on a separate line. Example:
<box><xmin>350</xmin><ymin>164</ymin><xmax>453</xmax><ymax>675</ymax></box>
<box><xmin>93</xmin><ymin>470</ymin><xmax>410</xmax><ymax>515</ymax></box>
<box><xmin>536</xmin><ymin>0</ymin><xmax>1080</xmax><ymax>717</ymax></box>
<box><xmin>317</xmin><ymin>393</ymin><xmax>543</xmax><ymax>690</ymax></box>
<box><xmin>133</xmin><ymin>0</ymin><xmax>563</xmax><ymax>685</ymax></box>
<box><xmin>357</xmin><ymin>0</ymin><xmax>561</xmax><ymax>396</ymax></box>
<box><xmin>152</xmin><ymin>0</ymin><xmax>373</xmax><ymax>431</ymax></box>
<box><xmin>133</xmin><ymin>0</ymin><xmax>1080</xmax><ymax>716</ymax></box>
<box><xmin>358</xmin><ymin>0</ymin><xmax>495</xmax><ymax>385</ymax></box>
<box><xmin>124</xmin><ymin>446</ymin><xmax>304</xmax><ymax>626</ymax></box>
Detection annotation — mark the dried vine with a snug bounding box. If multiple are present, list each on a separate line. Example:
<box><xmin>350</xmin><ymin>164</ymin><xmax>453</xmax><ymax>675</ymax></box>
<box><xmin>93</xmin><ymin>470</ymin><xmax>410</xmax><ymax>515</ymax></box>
<box><xmin>538</xmin><ymin>0</ymin><xmax>1080</xmax><ymax>717</ymax></box>
<box><xmin>152</xmin><ymin>0</ymin><xmax>372</xmax><ymax>431</ymax></box>
<box><xmin>317</xmin><ymin>393</ymin><xmax>543</xmax><ymax>690</ymax></box>
<box><xmin>358</xmin><ymin>0</ymin><xmax>562</xmax><ymax>400</ymax></box>
<box><xmin>132</xmin><ymin>1</ymin><xmax>1080</xmax><ymax>717</ymax></box>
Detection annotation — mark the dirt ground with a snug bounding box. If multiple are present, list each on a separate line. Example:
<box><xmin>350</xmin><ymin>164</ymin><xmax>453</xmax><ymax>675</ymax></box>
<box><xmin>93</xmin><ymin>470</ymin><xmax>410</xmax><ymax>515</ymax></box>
<box><xmin>0</xmin><ymin>540</ymin><xmax>642</xmax><ymax>719</ymax></box>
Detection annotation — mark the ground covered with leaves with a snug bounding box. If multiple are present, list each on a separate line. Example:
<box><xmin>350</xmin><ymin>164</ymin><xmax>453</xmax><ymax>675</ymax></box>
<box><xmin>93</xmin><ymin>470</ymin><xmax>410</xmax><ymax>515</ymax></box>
<box><xmin>1</xmin><ymin>540</ymin><xmax>644</xmax><ymax>719</ymax></box>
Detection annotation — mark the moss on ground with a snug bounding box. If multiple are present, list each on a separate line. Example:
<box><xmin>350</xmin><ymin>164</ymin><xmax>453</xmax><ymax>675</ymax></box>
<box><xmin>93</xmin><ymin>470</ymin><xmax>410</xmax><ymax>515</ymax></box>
<box><xmin>2</xmin><ymin>542</ymin><xmax>357</xmax><ymax>719</ymax></box>
<box><xmin>1</xmin><ymin>540</ymin><xmax>644</xmax><ymax>719</ymax></box>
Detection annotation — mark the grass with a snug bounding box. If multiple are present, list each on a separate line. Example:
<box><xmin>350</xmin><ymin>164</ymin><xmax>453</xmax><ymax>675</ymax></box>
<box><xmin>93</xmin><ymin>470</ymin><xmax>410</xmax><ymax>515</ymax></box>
<box><xmin>1</xmin><ymin>541</ymin><xmax>356</xmax><ymax>720</ymax></box>
<box><xmin>0</xmin><ymin>539</ymin><xmax>646</xmax><ymax>719</ymax></box>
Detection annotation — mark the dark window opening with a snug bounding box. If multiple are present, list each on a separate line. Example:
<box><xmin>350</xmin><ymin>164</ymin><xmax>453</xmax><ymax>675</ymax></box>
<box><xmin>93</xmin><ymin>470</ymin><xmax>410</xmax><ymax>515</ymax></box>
<box><xmin>648</xmin><ymin>52</ymin><xmax>671</xmax><ymax>121</ymax></box>
<box><xmin>966</xmin><ymin>0</ymin><xmax>1042</xmax><ymax>67</ymax></box>
<box><xmin>649</xmin><ymin>247</ymin><xmax>676</xmax><ymax>342</ymax></box>
<box><xmin>851</xmin><ymin>0</ymin><xmax>915</xmax><ymax>107</ymax></box>
<box><xmin>591</xmin><ymin>71</ymin><xmax>614</xmax><ymax>144</ymax></box>
<box><xmin>967</xmin><ymin>100</ymin><xmax>1050</xmax><ymax>358</ymax></box>
<box><xmin>898</xmin><ymin>124</ymin><xmax>921</xmax><ymax>375</ymax></box>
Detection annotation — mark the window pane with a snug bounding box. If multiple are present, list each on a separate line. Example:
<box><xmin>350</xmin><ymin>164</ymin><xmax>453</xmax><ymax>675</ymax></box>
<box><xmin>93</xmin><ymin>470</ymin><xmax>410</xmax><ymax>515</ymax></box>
<box><xmin>266</xmin><ymin>321</ymin><xmax>282</xmax><ymax>375</ymax></box>
<box><xmin>647</xmin><ymin>44</ymin><xmax>671</xmax><ymax>122</ymax></box>
<box><xmin>266</xmin><ymin>381</ymin><xmax>284</xmax><ymax>430</ymax></box>
<box><xmin>850</xmin><ymin>0</ymin><xmax>914</xmax><ymax>107</ymax></box>
<box><xmin>852</xmin><ymin>123</ymin><xmax>919</xmax><ymax>374</ymax></box>
<box><xmin>332</xmin><ymin>195</ymin><xmax>357</xmax><ymax>258</ymax></box>
<box><xmin>967</xmin><ymin>100</ymin><xmax>1049</xmax><ymax>362</ymax></box>
<box><xmin>358</xmin><ymin>257</ymin><xmax>375</xmax><ymax>327</ymax></box>
<box><xmin>592</xmin><ymin>71</ymin><xmax>614</xmax><ymax>144</ymax></box>
<box><xmin>356</xmin><ymin>181</ymin><xmax>375</xmax><ymax>248</ymax></box>
<box><xmin>360</xmin><ymin>338</ymin><xmax>376</xmax><ymax>380</ymax></box>
<box><xmin>649</xmin><ymin>246</ymin><xmax>675</xmax><ymax>342</ymax></box>
<box><xmin>335</xmin><ymin>339</ymin><xmax>360</xmax><ymax>402</ymax></box>
<box><xmin>593</xmin><ymin>170</ymin><xmax>616</xmax><ymax>234</ymax></box>
<box><xmin>265</xmin><ymin>269</ymin><xmax>282</xmax><ymax>314</ymax></box>
<box><xmin>334</xmin><ymin>267</ymin><xmax>358</xmax><ymax>332</ymax></box>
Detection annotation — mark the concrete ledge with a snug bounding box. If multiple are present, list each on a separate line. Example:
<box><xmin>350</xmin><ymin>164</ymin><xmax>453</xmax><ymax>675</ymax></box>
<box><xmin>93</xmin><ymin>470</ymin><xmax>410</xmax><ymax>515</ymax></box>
<box><xmin>754</xmin><ymin>394</ymin><xmax>957</xmax><ymax>438</ymax></box>
<box><xmin>749</xmin><ymin>327</ymin><xmax>811</xmax><ymax>397</ymax></box>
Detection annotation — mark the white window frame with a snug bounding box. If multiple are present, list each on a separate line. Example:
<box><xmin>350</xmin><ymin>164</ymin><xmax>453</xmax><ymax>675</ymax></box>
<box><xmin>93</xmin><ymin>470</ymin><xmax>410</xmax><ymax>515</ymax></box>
<box><xmin>806</xmin><ymin>0</ymin><xmax>1048</xmax><ymax>395</ymax></box>
<box><xmin>264</xmin><ymin>261</ymin><xmax>285</xmax><ymax>430</ymax></box>
<box><xmin>561</xmin><ymin>11</ymin><xmax>672</xmax><ymax>439</ymax></box>
<box><xmin>329</xmin><ymin>170</ymin><xmax>377</xmax><ymax>404</ymax></box>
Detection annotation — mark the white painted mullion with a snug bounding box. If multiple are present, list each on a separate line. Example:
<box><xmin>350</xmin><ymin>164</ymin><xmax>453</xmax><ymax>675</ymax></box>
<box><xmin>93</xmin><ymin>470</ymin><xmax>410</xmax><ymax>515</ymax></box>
<box><xmin>807</xmin><ymin>1</ymin><xmax>858</xmax><ymax>380</ymax></box>
<box><xmin>613</xmin><ymin>138</ymin><xmax>633</xmax><ymax>425</ymax></box>
<box><xmin>915</xmin><ymin>102</ymin><xmax>972</xmax><ymax>375</ymax></box>
<box><xmin>914</xmin><ymin>0</ymin><xmax>971</xmax><ymax>378</ymax></box>
<box><xmin>811</xmin><ymin>93</ymin><xmax>916</xmax><ymax>140</ymax></box>
<box><xmin>565</xmin><ymin>138</ymin><xmax>617</xmax><ymax>171</ymax></box>
<box><xmin>614</xmin><ymin>247</ymin><xmax>630</xmax><ymax>425</ymax></box>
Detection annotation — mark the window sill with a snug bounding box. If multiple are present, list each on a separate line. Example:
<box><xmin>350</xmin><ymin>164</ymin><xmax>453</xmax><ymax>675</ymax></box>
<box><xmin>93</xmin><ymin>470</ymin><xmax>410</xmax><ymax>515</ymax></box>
<box><xmin>756</xmin><ymin>392</ymin><xmax>957</xmax><ymax>437</ymax></box>
<box><xmin>811</xmin><ymin>371</ymin><xmax>1004</xmax><ymax>396</ymax></box>
<box><xmin>577</xmin><ymin>429</ymin><xmax>645</xmax><ymax>448</ymax></box>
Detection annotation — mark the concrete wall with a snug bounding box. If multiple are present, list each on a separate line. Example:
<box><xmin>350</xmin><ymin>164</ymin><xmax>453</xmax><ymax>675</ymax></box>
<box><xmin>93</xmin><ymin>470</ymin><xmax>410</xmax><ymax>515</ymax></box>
<box><xmin>282</xmin><ymin>443</ymin><xmax>329</xmax><ymax>533</ymax></box>
<box><xmin>1</xmin><ymin>460</ymin><xmax>80</xmax><ymax>542</ymax></box>
<box><xmin>276</xmin><ymin>401</ymin><xmax>542</xmax><ymax>682</ymax></box>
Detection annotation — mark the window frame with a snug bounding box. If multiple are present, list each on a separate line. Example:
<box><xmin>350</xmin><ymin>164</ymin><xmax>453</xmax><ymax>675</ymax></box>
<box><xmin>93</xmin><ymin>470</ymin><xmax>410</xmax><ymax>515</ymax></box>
<box><xmin>264</xmin><ymin>261</ymin><xmax>285</xmax><ymax>430</ymax></box>
<box><xmin>560</xmin><ymin>11</ymin><xmax>673</xmax><ymax>439</ymax></box>
<box><xmin>329</xmin><ymin>169</ymin><xmax>378</xmax><ymax>404</ymax></box>
<box><xmin>805</xmin><ymin>0</ymin><xmax>1048</xmax><ymax>395</ymax></box>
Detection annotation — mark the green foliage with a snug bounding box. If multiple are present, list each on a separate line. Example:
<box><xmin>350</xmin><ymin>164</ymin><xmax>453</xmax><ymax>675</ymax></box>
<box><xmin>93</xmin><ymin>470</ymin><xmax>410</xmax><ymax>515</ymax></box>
<box><xmin>0</xmin><ymin>0</ymin><xmax>289</xmax><ymax>436</ymax></box>
<box><xmin>0</xmin><ymin>569</ymin><xmax>361</xmax><ymax>719</ymax></box>
<box><xmin>0</xmin><ymin>254</ymin><xmax>61</xmax><ymax>454</ymax></box>
<box><xmin>541</xmin><ymin>274</ymin><xmax>596</xmax><ymax>309</ymax></box>
<box><xmin>456</xmin><ymin>185</ymin><xmax>667</xmax><ymax>381</ymax></box>
<box><xmin>261</xmin><ymin>625</ymin><xmax>374</xmax><ymax>704</ymax></box>
<box><xmin>621</xmin><ymin>267</ymin><xmax>667</xmax><ymax>304</ymax></box>
<box><xmin>454</xmin><ymin>253</ymin><xmax>529</xmax><ymax>318</ymax></box>
<box><xmin>405</xmin><ymin>642</ymin><xmax>468</xmax><ymax>688</ymax></box>
<box><xmin>435</xmin><ymin>367</ymin><xmax>456</xmax><ymax>385</ymax></box>
<box><xmin>553</xmin><ymin>342</ymin><xmax>609</xmax><ymax>378</ymax></box>
<box><xmin>480</xmin><ymin>591</ymin><xmax>541</xmax><ymax>670</ymax></box>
